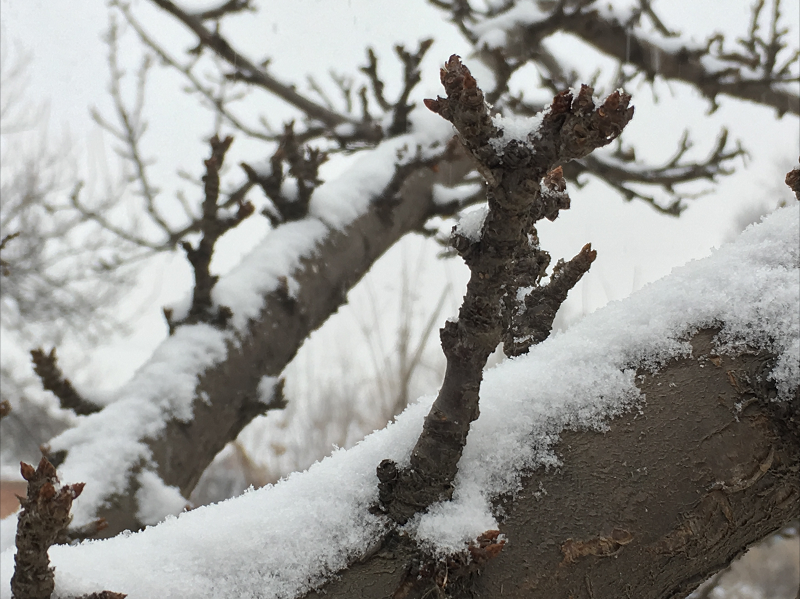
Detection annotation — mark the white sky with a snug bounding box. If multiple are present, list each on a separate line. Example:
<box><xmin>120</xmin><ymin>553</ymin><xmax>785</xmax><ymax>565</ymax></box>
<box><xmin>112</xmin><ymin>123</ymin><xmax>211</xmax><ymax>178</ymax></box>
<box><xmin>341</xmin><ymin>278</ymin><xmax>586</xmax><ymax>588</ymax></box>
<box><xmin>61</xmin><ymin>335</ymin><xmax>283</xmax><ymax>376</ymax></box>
<box><xmin>0</xmin><ymin>0</ymin><xmax>798</xmax><ymax>463</ymax></box>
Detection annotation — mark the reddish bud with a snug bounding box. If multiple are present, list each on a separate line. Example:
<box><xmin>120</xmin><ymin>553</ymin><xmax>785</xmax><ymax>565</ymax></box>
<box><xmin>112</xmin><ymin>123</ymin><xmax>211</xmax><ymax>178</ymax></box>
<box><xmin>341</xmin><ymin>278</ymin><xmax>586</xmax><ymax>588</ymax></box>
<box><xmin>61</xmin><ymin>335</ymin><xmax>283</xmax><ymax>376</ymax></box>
<box><xmin>20</xmin><ymin>461</ymin><xmax>35</xmax><ymax>481</ymax></box>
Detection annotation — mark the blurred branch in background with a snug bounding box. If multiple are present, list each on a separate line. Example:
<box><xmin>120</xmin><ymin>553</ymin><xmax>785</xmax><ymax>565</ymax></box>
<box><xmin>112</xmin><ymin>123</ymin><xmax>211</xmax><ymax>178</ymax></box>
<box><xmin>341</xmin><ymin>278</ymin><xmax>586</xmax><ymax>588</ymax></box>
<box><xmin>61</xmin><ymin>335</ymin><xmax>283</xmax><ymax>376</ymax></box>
<box><xmin>0</xmin><ymin>42</ymin><xmax>141</xmax><ymax>472</ymax></box>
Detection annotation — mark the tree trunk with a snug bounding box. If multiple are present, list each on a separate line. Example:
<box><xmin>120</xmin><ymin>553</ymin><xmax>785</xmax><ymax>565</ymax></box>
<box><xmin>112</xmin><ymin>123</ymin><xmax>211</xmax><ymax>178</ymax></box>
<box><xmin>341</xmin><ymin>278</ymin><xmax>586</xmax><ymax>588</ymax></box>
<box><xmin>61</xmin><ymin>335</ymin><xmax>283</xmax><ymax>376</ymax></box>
<box><xmin>302</xmin><ymin>329</ymin><xmax>800</xmax><ymax>598</ymax></box>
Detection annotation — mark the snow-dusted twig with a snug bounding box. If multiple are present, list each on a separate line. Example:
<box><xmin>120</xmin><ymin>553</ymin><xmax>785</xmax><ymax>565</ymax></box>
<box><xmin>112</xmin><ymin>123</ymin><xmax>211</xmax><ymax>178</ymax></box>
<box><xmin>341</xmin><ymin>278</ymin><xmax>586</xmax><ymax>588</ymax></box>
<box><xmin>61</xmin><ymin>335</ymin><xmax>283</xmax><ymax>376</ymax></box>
<box><xmin>376</xmin><ymin>56</ymin><xmax>632</xmax><ymax>525</ymax></box>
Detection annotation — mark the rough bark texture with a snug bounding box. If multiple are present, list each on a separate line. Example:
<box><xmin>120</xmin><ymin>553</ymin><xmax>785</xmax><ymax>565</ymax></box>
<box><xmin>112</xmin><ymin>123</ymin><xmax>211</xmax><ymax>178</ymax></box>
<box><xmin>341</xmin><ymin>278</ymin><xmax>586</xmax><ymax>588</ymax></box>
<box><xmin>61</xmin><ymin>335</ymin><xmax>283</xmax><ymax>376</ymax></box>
<box><xmin>303</xmin><ymin>329</ymin><xmax>800</xmax><ymax>599</ymax></box>
<box><xmin>11</xmin><ymin>458</ymin><xmax>84</xmax><ymax>599</ymax></box>
<box><xmin>377</xmin><ymin>57</ymin><xmax>630</xmax><ymax>524</ymax></box>
<box><xmin>90</xmin><ymin>148</ymin><xmax>475</xmax><ymax>537</ymax></box>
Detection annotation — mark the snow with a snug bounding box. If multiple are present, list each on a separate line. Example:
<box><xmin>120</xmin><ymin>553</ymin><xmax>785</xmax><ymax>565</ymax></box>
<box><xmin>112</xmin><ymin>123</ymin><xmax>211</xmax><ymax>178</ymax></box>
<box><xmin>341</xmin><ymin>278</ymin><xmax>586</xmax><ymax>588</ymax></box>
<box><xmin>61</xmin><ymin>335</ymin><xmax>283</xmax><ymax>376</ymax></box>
<box><xmin>432</xmin><ymin>181</ymin><xmax>484</xmax><ymax>206</ymax></box>
<box><xmin>454</xmin><ymin>205</ymin><xmax>488</xmax><ymax>242</ymax></box>
<box><xmin>0</xmin><ymin>113</ymin><xmax>455</xmax><ymax>553</ymax></box>
<box><xmin>1</xmin><ymin>203</ymin><xmax>796</xmax><ymax>598</ymax></box>
<box><xmin>308</xmin><ymin>111</ymin><xmax>454</xmax><ymax>230</ymax></box>
<box><xmin>135</xmin><ymin>470</ymin><xmax>188</xmax><ymax>526</ymax></box>
<box><xmin>489</xmin><ymin>111</ymin><xmax>545</xmax><ymax>154</ymax></box>
<box><xmin>472</xmin><ymin>1</ymin><xmax>549</xmax><ymax>49</ymax></box>
<box><xmin>34</xmin><ymin>323</ymin><xmax>230</xmax><ymax>531</ymax></box>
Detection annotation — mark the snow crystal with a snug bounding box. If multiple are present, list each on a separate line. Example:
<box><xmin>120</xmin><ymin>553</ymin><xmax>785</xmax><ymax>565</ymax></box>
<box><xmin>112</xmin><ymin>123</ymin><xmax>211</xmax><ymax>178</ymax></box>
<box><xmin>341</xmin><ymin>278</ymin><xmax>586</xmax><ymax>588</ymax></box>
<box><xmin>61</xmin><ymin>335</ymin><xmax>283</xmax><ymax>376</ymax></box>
<box><xmin>455</xmin><ymin>205</ymin><xmax>488</xmax><ymax>242</ymax></box>
<box><xmin>1</xmin><ymin>205</ymin><xmax>796</xmax><ymax>597</ymax></box>
<box><xmin>489</xmin><ymin>111</ymin><xmax>545</xmax><ymax>154</ymax></box>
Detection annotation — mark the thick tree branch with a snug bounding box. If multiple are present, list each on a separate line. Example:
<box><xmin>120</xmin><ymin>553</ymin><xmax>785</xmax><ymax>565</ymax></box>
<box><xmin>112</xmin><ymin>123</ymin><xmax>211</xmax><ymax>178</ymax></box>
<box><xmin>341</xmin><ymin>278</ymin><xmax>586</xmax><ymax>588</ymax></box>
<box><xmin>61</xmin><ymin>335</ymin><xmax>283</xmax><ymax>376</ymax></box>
<box><xmin>75</xmin><ymin>144</ymin><xmax>475</xmax><ymax>537</ymax></box>
<box><xmin>305</xmin><ymin>330</ymin><xmax>800</xmax><ymax>598</ymax></box>
<box><xmin>502</xmin><ymin>2</ymin><xmax>799</xmax><ymax>116</ymax></box>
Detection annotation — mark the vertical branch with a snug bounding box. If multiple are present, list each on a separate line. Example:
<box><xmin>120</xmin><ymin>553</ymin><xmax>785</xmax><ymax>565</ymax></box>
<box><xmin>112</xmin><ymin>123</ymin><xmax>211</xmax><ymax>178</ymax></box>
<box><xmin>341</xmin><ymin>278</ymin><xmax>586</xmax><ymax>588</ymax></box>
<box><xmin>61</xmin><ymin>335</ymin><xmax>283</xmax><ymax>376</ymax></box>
<box><xmin>376</xmin><ymin>56</ymin><xmax>633</xmax><ymax>524</ymax></box>
<box><xmin>11</xmin><ymin>458</ymin><xmax>85</xmax><ymax>599</ymax></box>
<box><xmin>169</xmin><ymin>135</ymin><xmax>254</xmax><ymax>332</ymax></box>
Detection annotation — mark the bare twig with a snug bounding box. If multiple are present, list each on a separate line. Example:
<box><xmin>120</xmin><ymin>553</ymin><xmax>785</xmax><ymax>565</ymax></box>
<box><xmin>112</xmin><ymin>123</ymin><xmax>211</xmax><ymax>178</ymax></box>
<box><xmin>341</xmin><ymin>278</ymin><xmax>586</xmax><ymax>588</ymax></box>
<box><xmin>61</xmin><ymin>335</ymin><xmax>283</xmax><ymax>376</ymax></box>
<box><xmin>11</xmin><ymin>457</ymin><xmax>85</xmax><ymax>599</ymax></box>
<box><xmin>11</xmin><ymin>458</ymin><xmax>125</xmax><ymax>599</ymax></box>
<box><xmin>389</xmin><ymin>39</ymin><xmax>434</xmax><ymax>136</ymax></box>
<box><xmin>30</xmin><ymin>348</ymin><xmax>101</xmax><ymax>416</ymax></box>
<box><xmin>148</xmin><ymin>0</ymin><xmax>356</xmax><ymax>130</ymax></box>
<box><xmin>0</xmin><ymin>231</ymin><xmax>19</xmax><ymax>275</ymax></box>
<box><xmin>241</xmin><ymin>122</ymin><xmax>327</xmax><ymax>225</ymax></box>
<box><xmin>118</xmin><ymin>4</ymin><xmax>272</xmax><ymax>142</ymax></box>
<box><xmin>360</xmin><ymin>48</ymin><xmax>392</xmax><ymax>113</ymax></box>
<box><xmin>191</xmin><ymin>0</ymin><xmax>254</xmax><ymax>21</ymax></box>
<box><xmin>786</xmin><ymin>161</ymin><xmax>800</xmax><ymax>200</ymax></box>
<box><xmin>172</xmin><ymin>135</ymin><xmax>255</xmax><ymax>331</ymax></box>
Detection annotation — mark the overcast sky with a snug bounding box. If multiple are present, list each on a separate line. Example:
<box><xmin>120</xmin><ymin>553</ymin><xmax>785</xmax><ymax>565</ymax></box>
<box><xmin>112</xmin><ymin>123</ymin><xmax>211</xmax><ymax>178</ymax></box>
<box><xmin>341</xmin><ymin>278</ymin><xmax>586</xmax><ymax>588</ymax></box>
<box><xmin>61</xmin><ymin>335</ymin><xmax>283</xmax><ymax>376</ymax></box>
<box><xmin>1</xmin><ymin>0</ymin><xmax>798</xmax><ymax>398</ymax></box>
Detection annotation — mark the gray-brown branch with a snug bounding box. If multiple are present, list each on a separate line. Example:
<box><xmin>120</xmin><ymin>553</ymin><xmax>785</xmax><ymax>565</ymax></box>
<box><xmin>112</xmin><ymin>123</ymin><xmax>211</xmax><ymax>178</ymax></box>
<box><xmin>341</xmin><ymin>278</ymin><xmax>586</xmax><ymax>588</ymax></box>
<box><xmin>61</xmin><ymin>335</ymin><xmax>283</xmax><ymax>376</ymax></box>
<box><xmin>77</xmin><ymin>143</ymin><xmax>476</xmax><ymax>538</ymax></box>
<box><xmin>304</xmin><ymin>330</ymin><xmax>800</xmax><ymax>598</ymax></box>
<box><xmin>171</xmin><ymin>135</ymin><xmax>255</xmax><ymax>331</ymax></box>
<box><xmin>11</xmin><ymin>458</ymin><xmax>85</xmax><ymax>599</ymax></box>
<box><xmin>501</xmin><ymin>2</ymin><xmax>799</xmax><ymax>116</ymax></box>
<box><xmin>149</xmin><ymin>0</ymin><xmax>356</xmax><ymax>130</ymax></box>
<box><xmin>30</xmin><ymin>348</ymin><xmax>101</xmax><ymax>416</ymax></box>
<box><xmin>376</xmin><ymin>56</ymin><xmax>633</xmax><ymax>524</ymax></box>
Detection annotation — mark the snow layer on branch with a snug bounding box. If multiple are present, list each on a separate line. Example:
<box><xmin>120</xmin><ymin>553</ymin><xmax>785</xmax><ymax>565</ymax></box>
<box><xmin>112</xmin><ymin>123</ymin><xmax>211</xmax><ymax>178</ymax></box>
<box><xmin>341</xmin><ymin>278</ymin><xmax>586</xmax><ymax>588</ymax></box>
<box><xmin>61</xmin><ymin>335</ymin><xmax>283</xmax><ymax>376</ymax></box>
<box><xmin>0</xmin><ymin>116</ymin><xmax>457</xmax><ymax>546</ymax></box>
<box><xmin>1</xmin><ymin>205</ymin><xmax>797</xmax><ymax>598</ymax></box>
<box><xmin>215</xmin><ymin>110</ymin><xmax>453</xmax><ymax>329</ymax></box>
<box><xmin>42</xmin><ymin>324</ymin><xmax>230</xmax><ymax>529</ymax></box>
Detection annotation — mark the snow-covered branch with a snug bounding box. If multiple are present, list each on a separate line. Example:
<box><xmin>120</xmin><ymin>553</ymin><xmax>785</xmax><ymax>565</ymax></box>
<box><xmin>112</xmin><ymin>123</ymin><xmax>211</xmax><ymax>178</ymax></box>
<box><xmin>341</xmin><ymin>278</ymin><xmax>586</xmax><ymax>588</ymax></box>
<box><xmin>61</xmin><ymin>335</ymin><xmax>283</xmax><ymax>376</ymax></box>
<box><xmin>1</xmin><ymin>203</ymin><xmax>796</xmax><ymax>599</ymax></box>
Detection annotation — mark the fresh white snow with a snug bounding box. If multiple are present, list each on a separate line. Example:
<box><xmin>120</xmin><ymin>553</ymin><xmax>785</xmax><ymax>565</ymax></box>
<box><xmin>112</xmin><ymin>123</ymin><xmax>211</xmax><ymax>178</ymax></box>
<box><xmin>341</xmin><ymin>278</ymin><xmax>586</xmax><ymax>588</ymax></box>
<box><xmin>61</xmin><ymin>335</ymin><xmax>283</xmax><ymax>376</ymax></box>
<box><xmin>0</xmin><ymin>113</ymin><xmax>455</xmax><ymax>547</ymax></box>
<box><xmin>0</xmin><ymin>203</ymin><xmax>796</xmax><ymax>599</ymax></box>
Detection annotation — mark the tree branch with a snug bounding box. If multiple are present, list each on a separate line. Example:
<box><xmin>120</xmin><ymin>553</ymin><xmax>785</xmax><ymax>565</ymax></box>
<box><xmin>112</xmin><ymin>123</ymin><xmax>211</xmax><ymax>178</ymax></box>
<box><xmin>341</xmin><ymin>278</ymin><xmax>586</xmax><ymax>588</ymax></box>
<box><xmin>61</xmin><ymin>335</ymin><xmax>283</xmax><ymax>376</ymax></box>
<box><xmin>504</xmin><ymin>1</ymin><xmax>800</xmax><ymax>116</ymax></box>
<box><xmin>12</xmin><ymin>458</ymin><xmax>86</xmax><ymax>599</ymax></box>
<box><xmin>30</xmin><ymin>348</ymin><xmax>101</xmax><ymax>416</ymax></box>
<box><xmin>377</xmin><ymin>56</ymin><xmax>632</xmax><ymax>524</ymax></box>
<box><xmin>148</xmin><ymin>0</ymin><xmax>357</xmax><ymax>130</ymax></box>
<box><xmin>190</xmin><ymin>0</ymin><xmax>253</xmax><ymax>21</ymax></box>
<box><xmin>55</xmin><ymin>140</ymin><xmax>475</xmax><ymax>537</ymax></box>
<box><xmin>304</xmin><ymin>330</ymin><xmax>799</xmax><ymax>598</ymax></box>
<box><xmin>169</xmin><ymin>135</ymin><xmax>254</xmax><ymax>331</ymax></box>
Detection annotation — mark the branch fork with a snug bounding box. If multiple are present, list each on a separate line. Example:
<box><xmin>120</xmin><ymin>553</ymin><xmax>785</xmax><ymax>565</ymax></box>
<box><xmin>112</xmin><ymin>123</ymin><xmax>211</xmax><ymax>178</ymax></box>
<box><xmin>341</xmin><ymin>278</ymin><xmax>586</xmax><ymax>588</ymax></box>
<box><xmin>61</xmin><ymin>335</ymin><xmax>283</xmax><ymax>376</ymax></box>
<box><xmin>376</xmin><ymin>56</ymin><xmax>632</xmax><ymax>525</ymax></box>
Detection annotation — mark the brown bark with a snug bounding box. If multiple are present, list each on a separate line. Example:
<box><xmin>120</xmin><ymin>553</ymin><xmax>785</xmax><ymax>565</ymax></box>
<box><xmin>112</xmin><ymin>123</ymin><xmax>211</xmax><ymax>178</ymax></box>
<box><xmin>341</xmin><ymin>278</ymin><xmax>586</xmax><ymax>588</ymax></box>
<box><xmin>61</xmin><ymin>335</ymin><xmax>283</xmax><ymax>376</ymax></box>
<box><xmin>12</xmin><ymin>458</ymin><xmax>84</xmax><ymax>599</ymax></box>
<box><xmin>377</xmin><ymin>57</ymin><xmax>631</xmax><ymax>524</ymax></box>
<box><xmin>303</xmin><ymin>329</ymin><xmax>800</xmax><ymax>598</ymax></box>
<box><xmin>89</xmin><ymin>147</ymin><xmax>476</xmax><ymax>537</ymax></box>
